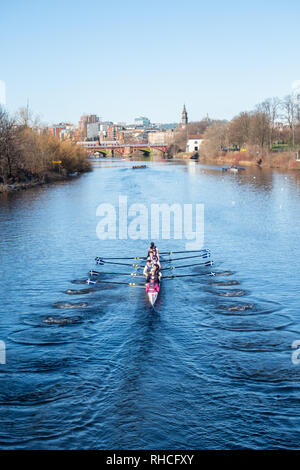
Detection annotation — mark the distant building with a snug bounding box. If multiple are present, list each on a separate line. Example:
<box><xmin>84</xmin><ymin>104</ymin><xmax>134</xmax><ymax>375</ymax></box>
<box><xmin>186</xmin><ymin>134</ymin><xmax>204</xmax><ymax>153</ymax></box>
<box><xmin>78</xmin><ymin>114</ymin><xmax>99</xmax><ymax>139</ymax></box>
<box><xmin>60</xmin><ymin>125</ymin><xmax>75</xmax><ymax>140</ymax></box>
<box><xmin>49</xmin><ymin>124</ymin><xmax>65</xmax><ymax>139</ymax></box>
<box><xmin>87</xmin><ymin>122</ymin><xmax>99</xmax><ymax>140</ymax></box>
<box><xmin>87</xmin><ymin>122</ymin><xmax>101</xmax><ymax>140</ymax></box>
<box><xmin>148</xmin><ymin>130</ymin><xmax>174</xmax><ymax>145</ymax></box>
<box><xmin>107</xmin><ymin>126</ymin><xmax>117</xmax><ymax>141</ymax></box>
<box><xmin>134</xmin><ymin>116</ymin><xmax>150</xmax><ymax>127</ymax></box>
<box><xmin>157</xmin><ymin>123</ymin><xmax>178</xmax><ymax>130</ymax></box>
<box><xmin>49</xmin><ymin>123</ymin><xmax>74</xmax><ymax>140</ymax></box>
<box><xmin>97</xmin><ymin>122</ymin><xmax>113</xmax><ymax>141</ymax></box>
<box><xmin>117</xmin><ymin>128</ymin><xmax>144</xmax><ymax>144</ymax></box>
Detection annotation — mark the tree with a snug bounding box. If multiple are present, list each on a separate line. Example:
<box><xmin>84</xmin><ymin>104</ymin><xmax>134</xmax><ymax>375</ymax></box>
<box><xmin>228</xmin><ymin>112</ymin><xmax>250</xmax><ymax>147</ymax></box>
<box><xmin>0</xmin><ymin>107</ymin><xmax>18</xmax><ymax>182</ymax></box>
<box><xmin>256</xmin><ymin>97</ymin><xmax>280</xmax><ymax>149</ymax></box>
<box><xmin>201</xmin><ymin>122</ymin><xmax>229</xmax><ymax>158</ymax></box>
<box><xmin>16</xmin><ymin>106</ymin><xmax>42</xmax><ymax>130</ymax></box>
<box><xmin>281</xmin><ymin>95</ymin><xmax>298</xmax><ymax>146</ymax></box>
<box><xmin>249</xmin><ymin>111</ymin><xmax>271</xmax><ymax>151</ymax></box>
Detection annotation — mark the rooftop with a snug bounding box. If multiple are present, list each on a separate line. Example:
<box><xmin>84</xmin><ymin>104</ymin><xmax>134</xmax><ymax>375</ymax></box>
<box><xmin>188</xmin><ymin>134</ymin><xmax>203</xmax><ymax>140</ymax></box>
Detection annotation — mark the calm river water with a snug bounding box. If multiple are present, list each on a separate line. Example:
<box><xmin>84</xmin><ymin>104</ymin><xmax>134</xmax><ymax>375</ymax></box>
<box><xmin>0</xmin><ymin>158</ymin><xmax>300</xmax><ymax>449</ymax></box>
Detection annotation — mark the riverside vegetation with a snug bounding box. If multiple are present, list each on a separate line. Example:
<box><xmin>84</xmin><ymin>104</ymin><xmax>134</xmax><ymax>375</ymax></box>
<box><xmin>170</xmin><ymin>95</ymin><xmax>300</xmax><ymax>170</ymax></box>
<box><xmin>0</xmin><ymin>107</ymin><xmax>91</xmax><ymax>193</ymax></box>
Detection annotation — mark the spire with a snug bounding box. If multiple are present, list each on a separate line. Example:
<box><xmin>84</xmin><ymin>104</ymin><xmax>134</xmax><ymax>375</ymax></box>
<box><xmin>181</xmin><ymin>104</ymin><xmax>188</xmax><ymax>126</ymax></box>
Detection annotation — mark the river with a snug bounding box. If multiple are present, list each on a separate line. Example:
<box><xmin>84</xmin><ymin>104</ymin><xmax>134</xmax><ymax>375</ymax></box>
<box><xmin>0</xmin><ymin>158</ymin><xmax>300</xmax><ymax>449</ymax></box>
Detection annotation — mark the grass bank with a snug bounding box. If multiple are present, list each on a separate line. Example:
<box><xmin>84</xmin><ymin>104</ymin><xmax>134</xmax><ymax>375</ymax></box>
<box><xmin>176</xmin><ymin>149</ymin><xmax>300</xmax><ymax>170</ymax></box>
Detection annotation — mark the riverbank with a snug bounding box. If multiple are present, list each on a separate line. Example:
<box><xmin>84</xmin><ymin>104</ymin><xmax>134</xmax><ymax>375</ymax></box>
<box><xmin>0</xmin><ymin>112</ymin><xmax>92</xmax><ymax>193</ymax></box>
<box><xmin>0</xmin><ymin>169</ymin><xmax>87</xmax><ymax>194</ymax></box>
<box><xmin>178</xmin><ymin>150</ymin><xmax>300</xmax><ymax>170</ymax></box>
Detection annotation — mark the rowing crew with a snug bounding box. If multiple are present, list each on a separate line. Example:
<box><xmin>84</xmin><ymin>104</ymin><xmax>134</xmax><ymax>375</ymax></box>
<box><xmin>143</xmin><ymin>242</ymin><xmax>161</xmax><ymax>295</ymax></box>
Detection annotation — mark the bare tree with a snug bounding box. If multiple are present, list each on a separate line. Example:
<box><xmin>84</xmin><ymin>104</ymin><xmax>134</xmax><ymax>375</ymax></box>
<box><xmin>281</xmin><ymin>95</ymin><xmax>297</xmax><ymax>146</ymax></box>
<box><xmin>0</xmin><ymin>107</ymin><xmax>18</xmax><ymax>182</ymax></box>
<box><xmin>249</xmin><ymin>112</ymin><xmax>271</xmax><ymax>151</ymax></box>
<box><xmin>256</xmin><ymin>97</ymin><xmax>280</xmax><ymax>149</ymax></box>
<box><xmin>228</xmin><ymin>112</ymin><xmax>251</xmax><ymax>147</ymax></box>
<box><xmin>16</xmin><ymin>106</ymin><xmax>42</xmax><ymax>129</ymax></box>
<box><xmin>201</xmin><ymin>122</ymin><xmax>229</xmax><ymax>158</ymax></box>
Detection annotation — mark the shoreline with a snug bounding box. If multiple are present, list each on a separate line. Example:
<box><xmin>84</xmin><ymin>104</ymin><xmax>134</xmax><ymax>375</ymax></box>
<box><xmin>0</xmin><ymin>170</ymin><xmax>85</xmax><ymax>194</ymax></box>
<box><xmin>177</xmin><ymin>150</ymin><xmax>300</xmax><ymax>171</ymax></box>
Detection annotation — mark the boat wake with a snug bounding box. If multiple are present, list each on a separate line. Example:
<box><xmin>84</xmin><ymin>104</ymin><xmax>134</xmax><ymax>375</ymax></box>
<box><xmin>43</xmin><ymin>316</ymin><xmax>83</xmax><ymax>325</ymax></box>
<box><xmin>211</xmin><ymin>280</ymin><xmax>240</xmax><ymax>286</ymax></box>
<box><xmin>53</xmin><ymin>301</ymin><xmax>88</xmax><ymax>309</ymax></box>
<box><xmin>71</xmin><ymin>279</ymin><xmax>90</xmax><ymax>284</ymax></box>
<box><xmin>215</xmin><ymin>289</ymin><xmax>246</xmax><ymax>297</ymax></box>
<box><xmin>217</xmin><ymin>303</ymin><xmax>254</xmax><ymax>312</ymax></box>
<box><xmin>65</xmin><ymin>288</ymin><xmax>95</xmax><ymax>295</ymax></box>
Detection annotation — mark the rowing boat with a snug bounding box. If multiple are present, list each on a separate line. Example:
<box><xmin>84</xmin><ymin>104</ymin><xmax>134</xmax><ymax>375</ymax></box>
<box><xmin>91</xmin><ymin>248</ymin><xmax>213</xmax><ymax>308</ymax></box>
<box><xmin>145</xmin><ymin>253</ymin><xmax>161</xmax><ymax>307</ymax></box>
<box><xmin>147</xmin><ymin>288</ymin><xmax>159</xmax><ymax>306</ymax></box>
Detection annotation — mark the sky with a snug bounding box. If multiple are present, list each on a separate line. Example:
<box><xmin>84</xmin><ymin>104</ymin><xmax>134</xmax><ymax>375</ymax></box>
<box><xmin>1</xmin><ymin>0</ymin><xmax>300</xmax><ymax>125</ymax></box>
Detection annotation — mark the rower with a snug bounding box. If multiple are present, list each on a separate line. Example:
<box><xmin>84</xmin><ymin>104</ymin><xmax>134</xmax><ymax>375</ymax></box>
<box><xmin>145</xmin><ymin>267</ymin><xmax>161</xmax><ymax>293</ymax></box>
<box><xmin>143</xmin><ymin>256</ymin><xmax>161</xmax><ymax>275</ymax></box>
<box><xmin>143</xmin><ymin>257</ymin><xmax>153</xmax><ymax>278</ymax></box>
<box><xmin>148</xmin><ymin>249</ymin><xmax>161</xmax><ymax>269</ymax></box>
<box><xmin>152</xmin><ymin>263</ymin><xmax>162</xmax><ymax>282</ymax></box>
<box><xmin>152</xmin><ymin>254</ymin><xmax>161</xmax><ymax>270</ymax></box>
<box><xmin>149</xmin><ymin>242</ymin><xmax>160</xmax><ymax>261</ymax></box>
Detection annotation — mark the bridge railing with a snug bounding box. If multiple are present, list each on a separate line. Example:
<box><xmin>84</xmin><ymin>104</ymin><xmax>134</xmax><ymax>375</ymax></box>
<box><xmin>78</xmin><ymin>142</ymin><xmax>168</xmax><ymax>149</ymax></box>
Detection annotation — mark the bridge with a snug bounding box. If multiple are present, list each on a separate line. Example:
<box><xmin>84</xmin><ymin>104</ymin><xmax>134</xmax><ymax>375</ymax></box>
<box><xmin>77</xmin><ymin>141</ymin><xmax>169</xmax><ymax>156</ymax></box>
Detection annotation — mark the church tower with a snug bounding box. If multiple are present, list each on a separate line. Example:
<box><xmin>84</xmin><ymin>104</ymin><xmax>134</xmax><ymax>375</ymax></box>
<box><xmin>181</xmin><ymin>104</ymin><xmax>188</xmax><ymax>127</ymax></box>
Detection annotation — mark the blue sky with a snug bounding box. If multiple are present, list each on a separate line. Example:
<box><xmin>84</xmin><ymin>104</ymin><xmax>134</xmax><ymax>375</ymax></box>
<box><xmin>1</xmin><ymin>0</ymin><xmax>300</xmax><ymax>125</ymax></box>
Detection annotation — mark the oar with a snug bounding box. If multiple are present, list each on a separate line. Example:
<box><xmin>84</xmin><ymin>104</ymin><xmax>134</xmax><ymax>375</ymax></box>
<box><xmin>160</xmin><ymin>249</ymin><xmax>210</xmax><ymax>255</ymax></box>
<box><xmin>89</xmin><ymin>270</ymin><xmax>144</xmax><ymax>277</ymax></box>
<box><xmin>95</xmin><ymin>253</ymin><xmax>209</xmax><ymax>262</ymax></box>
<box><xmin>87</xmin><ymin>279</ymin><xmax>145</xmax><ymax>287</ymax></box>
<box><xmin>164</xmin><ymin>272</ymin><xmax>215</xmax><ymax>279</ymax></box>
<box><xmin>161</xmin><ymin>253</ymin><xmax>210</xmax><ymax>262</ymax></box>
<box><xmin>95</xmin><ymin>258</ymin><xmax>142</xmax><ymax>268</ymax></box>
<box><xmin>161</xmin><ymin>261</ymin><xmax>213</xmax><ymax>271</ymax></box>
<box><xmin>94</xmin><ymin>256</ymin><xmax>148</xmax><ymax>261</ymax></box>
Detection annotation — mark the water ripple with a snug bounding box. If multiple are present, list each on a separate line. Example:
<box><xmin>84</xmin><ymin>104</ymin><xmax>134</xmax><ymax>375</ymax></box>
<box><xmin>8</xmin><ymin>327</ymin><xmax>80</xmax><ymax>345</ymax></box>
<box><xmin>198</xmin><ymin>313</ymin><xmax>292</xmax><ymax>332</ymax></box>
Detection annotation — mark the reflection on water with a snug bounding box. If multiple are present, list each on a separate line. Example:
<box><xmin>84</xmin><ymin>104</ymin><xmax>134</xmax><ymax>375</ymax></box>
<box><xmin>0</xmin><ymin>159</ymin><xmax>300</xmax><ymax>449</ymax></box>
